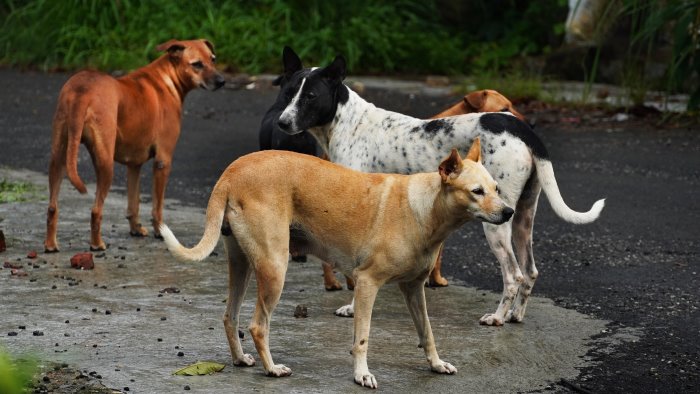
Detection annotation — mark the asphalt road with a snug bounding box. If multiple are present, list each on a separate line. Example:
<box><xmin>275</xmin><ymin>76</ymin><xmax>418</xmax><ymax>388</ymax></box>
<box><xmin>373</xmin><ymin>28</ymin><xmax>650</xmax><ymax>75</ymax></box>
<box><xmin>1</xmin><ymin>68</ymin><xmax>699</xmax><ymax>393</ymax></box>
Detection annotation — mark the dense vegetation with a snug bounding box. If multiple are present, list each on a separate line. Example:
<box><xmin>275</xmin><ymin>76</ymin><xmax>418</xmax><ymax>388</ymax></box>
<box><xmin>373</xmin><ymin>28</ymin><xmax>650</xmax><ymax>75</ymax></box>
<box><xmin>0</xmin><ymin>0</ymin><xmax>697</xmax><ymax>109</ymax></box>
<box><xmin>0</xmin><ymin>0</ymin><xmax>568</xmax><ymax>74</ymax></box>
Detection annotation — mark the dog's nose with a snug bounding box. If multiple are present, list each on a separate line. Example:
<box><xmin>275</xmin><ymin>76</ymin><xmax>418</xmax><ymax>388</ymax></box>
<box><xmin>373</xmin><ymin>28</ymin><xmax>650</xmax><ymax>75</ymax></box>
<box><xmin>277</xmin><ymin>118</ymin><xmax>291</xmax><ymax>132</ymax></box>
<box><xmin>214</xmin><ymin>75</ymin><xmax>226</xmax><ymax>89</ymax></box>
<box><xmin>502</xmin><ymin>207</ymin><xmax>514</xmax><ymax>221</ymax></box>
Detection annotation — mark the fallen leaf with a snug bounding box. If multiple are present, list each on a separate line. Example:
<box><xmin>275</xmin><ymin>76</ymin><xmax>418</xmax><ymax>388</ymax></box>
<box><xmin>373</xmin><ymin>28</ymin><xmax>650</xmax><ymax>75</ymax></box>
<box><xmin>173</xmin><ymin>361</ymin><xmax>225</xmax><ymax>376</ymax></box>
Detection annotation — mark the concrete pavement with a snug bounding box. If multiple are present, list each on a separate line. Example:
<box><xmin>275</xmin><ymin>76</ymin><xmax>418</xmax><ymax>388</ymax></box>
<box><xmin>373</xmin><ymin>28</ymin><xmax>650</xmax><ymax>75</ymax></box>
<box><xmin>0</xmin><ymin>167</ymin><xmax>639</xmax><ymax>393</ymax></box>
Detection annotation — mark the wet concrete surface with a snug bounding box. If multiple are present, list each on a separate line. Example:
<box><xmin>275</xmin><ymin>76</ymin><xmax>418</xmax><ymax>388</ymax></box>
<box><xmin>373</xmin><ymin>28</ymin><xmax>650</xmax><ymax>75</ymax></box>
<box><xmin>0</xmin><ymin>68</ymin><xmax>699</xmax><ymax>393</ymax></box>
<box><xmin>0</xmin><ymin>168</ymin><xmax>628</xmax><ymax>393</ymax></box>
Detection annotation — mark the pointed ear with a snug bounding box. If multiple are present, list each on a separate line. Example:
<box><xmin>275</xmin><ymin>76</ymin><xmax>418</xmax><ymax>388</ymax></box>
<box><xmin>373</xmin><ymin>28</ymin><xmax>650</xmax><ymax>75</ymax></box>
<box><xmin>465</xmin><ymin>90</ymin><xmax>488</xmax><ymax>110</ymax></box>
<box><xmin>282</xmin><ymin>46</ymin><xmax>303</xmax><ymax>76</ymax></box>
<box><xmin>438</xmin><ymin>148</ymin><xmax>464</xmax><ymax>182</ymax></box>
<box><xmin>156</xmin><ymin>39</ymin><xmax>186</xmax><ymax>57</ymax></box>
<box><xmin>320</xmin><ymin>55</ymin><xmax>346</xmax><ymax>84</ymax></box>
<box><xmin>202</xmin><ymin>39</ymin><xmax>215</xmax><ymax>55</ymax></box>
<box><xmin>465</xmin><ymin>137</ymin><xmax>482</xmax><ymax>163</ymax></box>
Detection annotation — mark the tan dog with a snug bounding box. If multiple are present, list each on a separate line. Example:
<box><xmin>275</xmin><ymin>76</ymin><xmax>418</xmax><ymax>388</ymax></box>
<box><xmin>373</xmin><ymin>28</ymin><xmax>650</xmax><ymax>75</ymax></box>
<box><xmin>425</xmin><ymin>89</ymin><xmax>525</xmax><ymax>287</ymax></box>
<box><xmin>159</xmin><ymin>139</ymin><xmax>513</xmax><ymax>389</ymax></box>
<box><xmin>44</xmin><ymin>39</ymin><xmax>224</xmax><ymax>252</ymax></box>
<box><xmin>432</xmin><ymin>89</ymin><xmax>525</xmax><ymax>120</ymax></box>
<box><xmin>320</xmin><ymin>88</ymin><xmax>524</xmax><ymax>290</ymax></box>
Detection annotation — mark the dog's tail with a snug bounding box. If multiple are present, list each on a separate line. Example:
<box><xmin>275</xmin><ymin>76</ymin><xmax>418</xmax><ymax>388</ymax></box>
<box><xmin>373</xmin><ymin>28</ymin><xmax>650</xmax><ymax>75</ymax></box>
<box><xmin>534</xmin><ymin>157</ymin><xmax>605</xmax><ymax>224</ymax></box>
<box><xmin>159</xmin><ymin>184</ymin><xmax>228</xmax><ymax>262</ymax></box>
<box><xmin>64</xmin><ymin>99</ymin><xmax>89</xmax><ymax>194</ymax></box>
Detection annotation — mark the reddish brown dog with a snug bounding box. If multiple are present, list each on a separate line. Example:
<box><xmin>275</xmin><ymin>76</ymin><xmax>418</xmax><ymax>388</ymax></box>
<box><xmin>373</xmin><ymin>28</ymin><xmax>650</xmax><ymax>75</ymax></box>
<box><xmin>45</xmin><ymin>39</ymin><xmax>225</xmax><ymax>252</ymax></box>
<box><xmin>426</xmin><ymin>89</ymin><xmax>525</xmax><ymax>287</ymax></box>
<box><xmin>432</xmin><ymin>89</ymin><xmax>525</xmax><ymax>121</ymax></box>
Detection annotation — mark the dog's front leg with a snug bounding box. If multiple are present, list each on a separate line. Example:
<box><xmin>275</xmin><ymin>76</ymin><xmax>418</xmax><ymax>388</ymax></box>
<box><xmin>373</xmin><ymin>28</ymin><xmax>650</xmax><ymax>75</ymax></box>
<box><xmin>398</xmin><ymin>279</ymin><xmax>456</xmax><ymax>375</ymax></box>
<box><xmin>150</xmin><ymin>158</ymin><xmax>171</xmax><ymax>239</ymax></box>
<box><xmin>126</xmin><ymin>164</ymin><xmax>148</xmax><ymax>237</ymax></box>
<box><xmin>352</xmin><ymin>273</ymin><xmax>380</xmax><ymax>389</ymax></box>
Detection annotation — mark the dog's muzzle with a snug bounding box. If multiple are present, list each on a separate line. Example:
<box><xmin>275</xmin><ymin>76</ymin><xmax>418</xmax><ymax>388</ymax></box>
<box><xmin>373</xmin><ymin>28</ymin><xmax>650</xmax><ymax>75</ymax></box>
<box><xmin>496</xmin><ymin>207</ymin><xmax>515</xmax><ymax>224</ymax></box>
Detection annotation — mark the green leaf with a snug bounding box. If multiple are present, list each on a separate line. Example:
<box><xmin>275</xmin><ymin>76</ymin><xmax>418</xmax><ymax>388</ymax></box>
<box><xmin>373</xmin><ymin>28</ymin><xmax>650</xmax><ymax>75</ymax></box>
<box><xmin>173</xmin><ymin>361</ymin><xmax>225</xmax><ymax>376</ymax></box>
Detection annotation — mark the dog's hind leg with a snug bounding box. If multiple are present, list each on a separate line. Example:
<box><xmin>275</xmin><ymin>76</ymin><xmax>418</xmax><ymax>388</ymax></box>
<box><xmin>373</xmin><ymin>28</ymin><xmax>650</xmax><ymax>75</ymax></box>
<box><xmin>126</xmin><ymin>164</ymin><xmax>148</xmax><ymax>237</ymax></box>
<box><xmin>86</xmin><ymin>125</ymin><xmax>116</xmax><ymax>251</ymax></box>
<box><xmin>222</xmin><ymin>231</ymin><xmax>256</xmax><ymax>367</ymax></box>
<box><xmin>399</xmin><ymin>278</ymin><xmax>456</xmax><ymax>375</ymax></box>
<box><xmin>249</xmin><ymin>245</ymin><xmax>292</xmax><ymax>377</ymax></box>
<box><xmin>45</xmin><ymin>128</ymin><xmax>67</xmax><ymax>252</ymax></box>
<box><xmin>507</xmin><ymin>176</ymin><xmax>542</xmax><ymax>323</ymax></box>
<box><xmin>322</xmin><ymin>261</ymin><xmax>343</xmax><ymax>291</ymax></box>
<box><xmin>479</xmin><ymin>223</ymin><xmax>524</xmax><ymax>326</ymax></box>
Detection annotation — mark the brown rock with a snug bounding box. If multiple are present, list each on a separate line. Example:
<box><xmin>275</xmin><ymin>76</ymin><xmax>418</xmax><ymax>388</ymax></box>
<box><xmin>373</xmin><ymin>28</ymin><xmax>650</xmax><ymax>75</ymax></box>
<box><xmin>0</xmin><ymin>230</ymin><xmax>5</xmax><ymax>252</ymax></box>
<box><xmin>27</xmin><ymin>250</ymin><xmax>37</xmax><ymax>259</ymax></box>
<box><xmin>70</xmin><ymin>253</ymin><xmax>94</xmax><ymax>270</ymax></box>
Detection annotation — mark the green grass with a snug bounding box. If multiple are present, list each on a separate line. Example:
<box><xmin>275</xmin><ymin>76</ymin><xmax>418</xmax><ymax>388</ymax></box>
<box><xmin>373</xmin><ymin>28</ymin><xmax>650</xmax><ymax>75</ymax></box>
<box><xmin>0</xmin><ymin>0</ymin><xmax>567</xmax><ymax>76</ymax></box>
<box><xmin>0</xmin><ymin>179</ymin><xmax>41</xmax><ymax>203</ymax></box>
<box><xmin>0</xmin><ymin>347</ymin><xmax>37</xmax><ymax>394</ymax></box>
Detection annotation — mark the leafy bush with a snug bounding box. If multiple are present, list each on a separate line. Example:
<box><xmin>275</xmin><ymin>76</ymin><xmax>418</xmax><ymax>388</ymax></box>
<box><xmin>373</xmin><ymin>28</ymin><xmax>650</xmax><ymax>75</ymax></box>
<box><xmin>0</xmin><ymin>0</ymin><xmax>566</xmax><ymax>75</ymax></box>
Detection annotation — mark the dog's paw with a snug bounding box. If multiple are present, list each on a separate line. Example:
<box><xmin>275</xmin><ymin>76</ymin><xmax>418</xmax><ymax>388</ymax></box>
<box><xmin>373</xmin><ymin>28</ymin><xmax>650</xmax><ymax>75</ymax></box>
<box><xmin>129</xmin><ymin>226</ymin><xmax>148</xmax><ymax>237</ymax></box>
<box><xmin>233</xmin><ymin>353</ymin><xmax>255</xmax><ymax>367</ymax></box>
<box><xmin>89</xmin><ymin>242</ymin><xmax>107</xmax><ymax>252</ymax></box>
<box><xmin>44</xmin><ymin>245</ymin><xmax>60</xmax><ymax>253</ymax></box>
<box><xmin>431</xmin><ymin>360</ymin><xmax>457</xmax><ymax>374</ymax></box>
<box><xmin>354</xmin><ymin>371</ymin><xmax>378</xmax><ymax>389</ymax></box>
<box><xmin>479</xmin><ymin>313</ymin><xmax>504</xmax><ymax>326</ymax></box>
<box><xmin>266</xmin><ymin>364</ymin><xmax>292</xmax><ymax>377</ymax></box>
<box><xmin>335</xmin><ymin>304</ymin><xmax>354</xmax><ymax>318</ymax></box>
<box><xmin>325</xmin><ymin>280</ymin><xmax>343</xmax><ymax>291</ymax></box>
<box><xmin>505</xmin><ymin>309</ymin><xmax>524</xmax><ymax>323</ymax></box>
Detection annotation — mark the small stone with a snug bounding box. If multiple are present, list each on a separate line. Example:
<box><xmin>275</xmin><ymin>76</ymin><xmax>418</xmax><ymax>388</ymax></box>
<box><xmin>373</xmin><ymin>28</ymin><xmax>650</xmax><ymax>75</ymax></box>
<box><xmin>294</xmin><ymin>304</ymin><xmax>308</xmax><ymax>318</ymax></box>
<box><xmin>0</xmin><ymin>230</ymin><xmax>5</xmax><ymax>252</ymax></box>
<box><xmin>177</xmin><ymin>351</ymin><xmax>184</xmax><ymax>357</ymax></box>
<box><xmin>18</xmin><ymin>325</ymin><xmax>25</xmax><ymax>329</ymax></box>
<box><xmin>32</xmin><ymin>330</ymin><xmax>44</xmax><ymax>336</ymax></box>
<box><xmin>7</xmin><ymin>331</ymin><xmax>17</xmax><ymax>336</ymax></box>
<box><xmin>70</xmin><ymin>253</ymin><xmax>94</xmax><ymax>270</ymax></box>
<box><xmin>184</xmin><ymin>385</ymin><xmax>191</xmax><ymax>390</ymax></box>
<box><xmin>42</xmin><ymin>376</ymin><xmax>50</xmax><ymax>383</ymax></box>
<box><xmin>157</xmin><ymin>338</ymin><xmax>162</xmax><ymax>342</ymax></box>
<box><xmin>27</xmin><ymin>250</ymin><xmax>37</xmax><ymax>259</ymax></box>
<box><xmin>160</xmin><ymin>317</ymin><xmax>167</xmax><ymax>321</ymax></box>
<box><xmin>105</xmin><ymin>310</ymin><xmax>111</xmax><ymax>315</ymax></box>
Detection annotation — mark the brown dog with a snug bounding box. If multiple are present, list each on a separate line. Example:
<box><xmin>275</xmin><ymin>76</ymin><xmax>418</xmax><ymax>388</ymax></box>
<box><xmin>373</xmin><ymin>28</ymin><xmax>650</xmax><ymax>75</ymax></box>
<box><xmin>425</xmin><ymin>89</ymin><xmax>525</xmax><ymax>287</ymax></box>
<box><xmin>159</xmin><ymin>140</ymin><xmax>513</xmax><ymax>388</ymax></box>
<box><xmin>432</xmin><ymin>89</ymin><xmax>525</xmax><ymax>120</ymax></box>
<box><xmin>44</xmin><ymin>39</ymin><xmax>224</xmax><ymax>252</ymax></box>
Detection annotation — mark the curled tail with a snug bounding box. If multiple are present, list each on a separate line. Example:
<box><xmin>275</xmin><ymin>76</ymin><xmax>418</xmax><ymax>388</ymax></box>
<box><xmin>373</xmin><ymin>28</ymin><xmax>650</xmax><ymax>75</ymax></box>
<box><xmin>159</xmin><ymin>185</ymin><xmax>228</xmax><ymax>261</ymax></box>
<box><xmin>534</xmin><ymin>157</ymin><xmax>605</xmax><ymax>224</ymax></box>
<box><xmin>64</xmin><ymin>100</ymin><xmax>88</xmax><ymax>194</ymax></box>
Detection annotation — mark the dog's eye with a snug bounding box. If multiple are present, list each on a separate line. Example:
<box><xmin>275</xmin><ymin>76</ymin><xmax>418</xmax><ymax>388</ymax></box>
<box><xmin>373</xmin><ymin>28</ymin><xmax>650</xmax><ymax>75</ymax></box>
<box><xmin>495</xmin><ymin>186</ymin><xmax>500</xmax><ymax>195</ymax></box>
<box><xmin>472</xmin><ymin>187</ymin><xmax>484</xmax><ymax>196</ymax></box>
<box><xmin>191</xmin><ymin>61</ymin><xmax>204</xmax><ymax>70</ymax></box>
<box><xmin>305</xmin><ymin>91</ymin><xmax>317</xmax><ymax>100</ymax></box>
<box><xmin>211</xmin><ymin>56</ymin><xmax>216</xmax><ymax>64</ymax></box>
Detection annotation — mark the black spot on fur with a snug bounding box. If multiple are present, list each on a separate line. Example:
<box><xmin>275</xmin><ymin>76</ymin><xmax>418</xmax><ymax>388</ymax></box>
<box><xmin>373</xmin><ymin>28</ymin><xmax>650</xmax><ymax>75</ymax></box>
<box><xmin>501</xmin><ymin>139</ymin><xmax>507</xmax><ymax>147</ymax></box>
<box><xmin>479</xmin><ymin>113</ymin><xmax>549</xmax><ymax>159</ymax></box>
<box><xmin>424</xmin><ymin>119</ymin><xmax>448</xmax><ymax>134</ymax></box>
<box><xmin>410</xmin><ymin>126</ymin><xmax>421</xmax><ymax>134</ymax></box>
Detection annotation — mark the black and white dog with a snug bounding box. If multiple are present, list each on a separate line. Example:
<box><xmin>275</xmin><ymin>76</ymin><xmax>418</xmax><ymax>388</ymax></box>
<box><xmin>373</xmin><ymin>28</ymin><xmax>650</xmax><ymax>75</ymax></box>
<box><xmin>258</xmin><ymin>48</ymin><xmax>321</xmax><ymax>157</ymax></box>
<box><xmin>274</xmin><ymin>48</ymin><xmax>605</xmax><ymax>326</ymax></box>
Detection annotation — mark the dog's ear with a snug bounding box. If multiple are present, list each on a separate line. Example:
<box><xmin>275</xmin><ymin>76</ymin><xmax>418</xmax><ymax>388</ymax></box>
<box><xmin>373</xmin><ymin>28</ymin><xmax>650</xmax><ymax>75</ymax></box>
<box><xmin>465</xmin><ymin>90</ymin><xmax>488</xmax><ymax>110</ymax></box>
<box><xmin>157</xmin><ymin>40</ymin><xmax>186</xmax><ymax>57</ymax></box>
<box><xmin>282</xmin><ymin>46</ymin><xmax>303</xmax><ymax>76</ymax></box>
<box><xmin>439</xmin><ymin>148</ymin><xmax>464</xmax><ymax>182</ymax></box>
<box><xmin>465</xmin><ymin>137</ymin><xmax>482</xmax><ymax>163</ymax></box>
<box><xmin>202</xmin><ymin>39</ymin><xmax>215</xmax><ymax>55</ymax></box>
<box><xmin>320</xmin><ymin>55</ymin><xmax>347</xmax><ymax>84</ymax></box>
